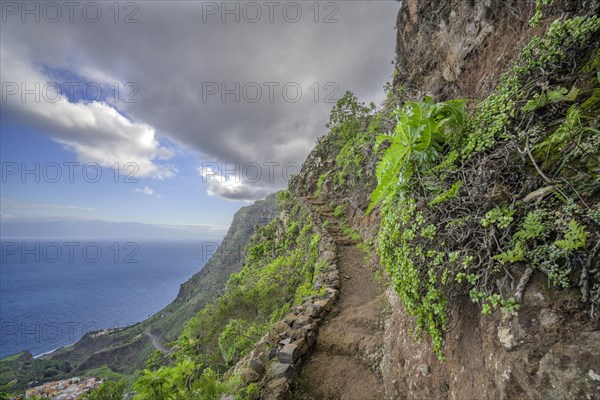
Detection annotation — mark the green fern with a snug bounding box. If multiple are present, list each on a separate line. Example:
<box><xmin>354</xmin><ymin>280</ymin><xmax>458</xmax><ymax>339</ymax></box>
<box><xmin>481</xmin><ymin>206</ymin><xmax>515</xmax><ymax>229</ymax></box>
<box><xmin>494</xmin><ymin>242</ymin><xmax>526</xmax><ymax>264</ymax></box>
<box><xmin>533</xmin><ymin>105</ymin><xmax>582</xmax><ymax>155</ymax></box>
<box><xmin>514</xmin><ymin>209</ymin><xmax>548</xmax><ymax>241</ymax></box>
<box><xmin>555</xmin><ymin>219</ymin><xmax>588</xmax><ymax>250</ymax></box>
<box><xmin>521</xmin><ymin>86</ymin><xmax>568</xmax><ymax>112</ymax></box>
<box><xmin>429</xmin><ymin>180</ymin><xmax>463</xmax><ymax>206</ymax></box>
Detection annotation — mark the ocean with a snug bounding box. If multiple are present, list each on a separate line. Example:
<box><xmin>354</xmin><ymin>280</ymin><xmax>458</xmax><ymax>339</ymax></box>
<box><xmin>0</xmin><ymin>240</ymin><xmax>214</xmax><ymax>358</ymax></box>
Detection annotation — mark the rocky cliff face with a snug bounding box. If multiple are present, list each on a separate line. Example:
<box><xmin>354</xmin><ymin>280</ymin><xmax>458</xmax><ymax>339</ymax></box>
<box><xmin>381</xmin><ymin>2</ymin><xmax>600</xmax><ymax>399</ymax></box>
<box><xmin>394</xmin><ymin>0</ymin><xmax>599</xmax><ymax>100</ymax></box>
<box><xmin>380</xmin><ymin>276</ymin><xmax>600</xmax><ymax>399</ymax></box>
<box><xmin>289</xmin><ymin>1</ymin><xmax>600</xmax><ymax>399</ymax></box>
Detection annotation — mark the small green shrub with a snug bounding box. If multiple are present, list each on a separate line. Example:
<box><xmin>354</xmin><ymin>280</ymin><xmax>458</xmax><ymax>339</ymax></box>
<box><xmin>315</xmin><ymin>172</ymin><xmax>329</xmax><ymax>197</ymax></box>
<box><xmin>481</xmin><ymin>206</ymin><xmax>515</xmax><ymax>229</ymax></box>
<box><xmin>368</xmin><ymin>97</ymin><xmax>467</xmax><ymax>213</ymax></box>
<box><xmin>529</xmin><ymin>0</ymin><xmax>555</xmax><ymax>26</ymax></box>
<box><xmin>333</xmin><ymin>205</ymin><xmax>345</xmax><ymax>219</ymax></box>
<box><xmin>80</xmin><ymin>379</ymin><xmax>126</xmax><ymax>400</ymax></box>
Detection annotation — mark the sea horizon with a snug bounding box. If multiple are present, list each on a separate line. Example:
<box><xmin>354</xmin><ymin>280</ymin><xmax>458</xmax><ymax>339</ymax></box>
<box><xmin>0</xmin><ymin>239</ymin><xmax>216</xmax><ymax>359</ymax></box>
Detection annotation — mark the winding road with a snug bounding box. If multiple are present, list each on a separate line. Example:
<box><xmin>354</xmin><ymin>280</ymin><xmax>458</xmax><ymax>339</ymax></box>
<box><xmin>145</xmin><ymin>329</ymin><xmax>171</xmax><ymax>354</ymax></box>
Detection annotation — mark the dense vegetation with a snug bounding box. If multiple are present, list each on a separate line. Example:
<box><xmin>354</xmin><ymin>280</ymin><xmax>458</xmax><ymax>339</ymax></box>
<box><xmin>0</xmin><ymin>353</ymin><xmax>73</xmax><ymax>397</ymax></box>
<box><xmin>2</xmin><ymin>6</ymin><xmax>599</xmax><ymax>399</ymax></box>
<box><xmin>121</xmin><ymin>193</ymin><xmax>324</xmax><ymax>399</ymax></box>
<box><xmin>372</xmin><ymin>15</ymin><xmax>600</xmax><ymax>359</ymax></box>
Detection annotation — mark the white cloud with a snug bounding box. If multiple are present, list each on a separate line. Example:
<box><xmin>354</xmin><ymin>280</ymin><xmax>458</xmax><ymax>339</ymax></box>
<box><xmin>133</xmin><ymin>186</ymin><xmax>160</xmax><ymax>198</ymax></box>
<box><xmin>157</xmin><ymin>223</ymin><xmax>229</xmax><ymax>236</ymax></box>
<box><xmin>75</xmin><ymin>65</ymin><xmax>122</xmax><ymax>89</ymax></box>
<box><xmin>1</xmin><ymin>2</ymin><xmax>399</xmax><ymax>199</ymax></box>
<box><xmin>198</xmin><ymin>165</ymin><xmax>271</xmax><ymax>202</ymax></box>
<box><xmin>0</xmin><ymin>44</ymin><xmax>175</xmax><ymax>179</ymax></box>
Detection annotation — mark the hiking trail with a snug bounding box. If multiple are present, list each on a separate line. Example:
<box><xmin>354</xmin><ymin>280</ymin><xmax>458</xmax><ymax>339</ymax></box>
<box><xmin>297</xmin><ymin>201</ymin><xmax>386</xmax><ymax>400</ymax></box>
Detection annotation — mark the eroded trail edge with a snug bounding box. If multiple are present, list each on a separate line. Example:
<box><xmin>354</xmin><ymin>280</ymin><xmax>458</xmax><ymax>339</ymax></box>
<box><xmin>297</xmin><ymin>202</ymin><xmax>385</xmax><ymax>400</ymax></box>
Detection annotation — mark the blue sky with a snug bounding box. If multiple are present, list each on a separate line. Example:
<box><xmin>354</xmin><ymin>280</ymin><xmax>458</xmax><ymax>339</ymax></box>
<box><xmin>0</xmin><ymin>1</ymin><xmax>399</xmax><ymax>233</ymax></box>
<box><xmin>1</xmin><ymin>120</ymin><xmax>240</xmax><ymax>226</ymax></box>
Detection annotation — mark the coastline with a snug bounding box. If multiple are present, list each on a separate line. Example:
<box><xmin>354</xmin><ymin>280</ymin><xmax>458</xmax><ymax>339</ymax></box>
<box><xmin>33</xmin><ymin>346</ymin><xmax>65</xmax><ymax>359</ymax></box>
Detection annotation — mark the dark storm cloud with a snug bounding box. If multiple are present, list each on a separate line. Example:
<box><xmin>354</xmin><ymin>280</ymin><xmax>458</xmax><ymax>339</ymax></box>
<box><xmin>0</xmin><ymin>1</ymin><xmax>399</xmax><ymax>199</ymax></box>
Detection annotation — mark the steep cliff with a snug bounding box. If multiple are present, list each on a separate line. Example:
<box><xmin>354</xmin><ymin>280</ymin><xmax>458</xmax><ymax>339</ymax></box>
<box><xmin>4</xmin><ymin>1</ymin><xmax>599</xmax><ymax>399</ymax></box>
<box><xmin>156</xmin><ymin>193</ymin><xmax>280</xmax><ymax>342</ymax></box>
<box><xmin>291</xmin><ymin>1</ymin><xmax>600</xmax><ymax>399</ymax></box>
<box><xmin>394</xmin><ymin>0</ymin><xmax>599</xmax><ymax>99</ymax></box>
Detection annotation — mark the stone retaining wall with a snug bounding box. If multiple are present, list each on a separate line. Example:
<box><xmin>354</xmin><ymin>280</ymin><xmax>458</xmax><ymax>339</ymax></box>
<box><xmin>222</xmin><ymin>199</ymin><xmax>340</xmax><ymax>399</ymax></box>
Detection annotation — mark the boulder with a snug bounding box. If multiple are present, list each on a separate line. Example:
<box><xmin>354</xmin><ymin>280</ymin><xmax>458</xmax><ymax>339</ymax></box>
<box><xmin>262</xmin><ymin>378</ymin><xmax>291</xmax><ymax>400</ymax></box>
<box><xmin>268</xmin><ymin>347</ymin><xmax>277</xmax><ymax>359</ymax></box>
<box><xmin>325</xmin><ymin>288</ymin><xmax>339</xmax><ymax>301</ymax></box>
<box><xmin>268</xmin><ymin>362</ymin><xmax>297</xmax><ymax>381</ymax></box>
<box><xmin>250</xmin><ymin>352</ymin><xmax>268</xmax><ymax>374</ymax></box>
<box><xmin>313</xmin><ymin>278</ymin><xmax>325</xmax><ymax>291</ymax></box>
<box><xmin>283</xmin><ymin>313</ymin><xmax>298</xmax><ymax>327</ymax></box>
<box><xmin>295</xmin><ymin>338</ymin><xmax>309</xmax><ymax>356</ymax></box>
<box><xmin>304</xmin><ymin>303</ymin><xmax>322</xmax><ymax>318</ymax></box>
<box><xmin>290</xmin><ymin>328</ymin><xmax>306</xmax><ymax>341</ymax></box>
<box><xmin>313</xmin><ymin>298</ymin><xmax>332</xmax><ymax>313</ymax></box>
<box><xmin>241</xmin><ymin>368</ymin><xmax>260</xmax><ymax>385</ymax></box>
<box><xmin>292</xmin><ymin>315</ymin><xmax>312</xmax><ymax>329</ymax></box>
<box><xmin>292</xmin><ymin>305</ymin><xmax>305</xmax><ymax>314</ymax></box>
<box><xmin>279</xmin><ymin>343</ymin><xmax>300</xmax><ymax>364</ymax></box>
<box><xmin>273</xmin><ymin>321</ymin><xmax>292</xmax><ymax>336</ymax></box>
<box><xmin>303</xmin><ymin>322</ymin><xmax>318</xmax><ymax>332</ymax></box>
<box><xmin>319</xmin><ymin>250</ymin><xmax>336</xmax><ymax>264</ymax></box>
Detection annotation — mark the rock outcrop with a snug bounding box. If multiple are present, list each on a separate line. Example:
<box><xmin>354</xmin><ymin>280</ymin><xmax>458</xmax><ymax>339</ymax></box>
<box><xmin>286</xmin><ymin>2</ymin><xmax>600</xmax><ymax>399</ymax></box>
<box><xmin>394</xmin><ymin>0</ymin><xmax>599</xmax><ymax>100</ymax></box>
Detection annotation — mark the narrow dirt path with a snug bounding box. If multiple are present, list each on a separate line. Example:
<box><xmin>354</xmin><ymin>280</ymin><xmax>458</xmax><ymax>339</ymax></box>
<box><xmin>297</xmin><ymin>202</ymin><xmax>385</xmax><ymax>400</ymax></box>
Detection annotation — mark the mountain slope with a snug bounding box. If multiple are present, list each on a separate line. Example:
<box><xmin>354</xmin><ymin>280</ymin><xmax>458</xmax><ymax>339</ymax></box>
<box><xmin>86</xmin><ymin>2</ymin><xmax>599</xmax><ymax>397</ymax></box>
<box><xmin>290</xmin><ymin>2</ymin><xmax>600</xmax><ymax>399</ymax></box>
<box><xmin>0</xmin><ymin>194</ymin><xmax>279</xmax><ymax>393</ymax></box>
<box><xmin>3</xmin><ymin>1</ymin><xmax>599</xmax><ymax>398</ymax></box>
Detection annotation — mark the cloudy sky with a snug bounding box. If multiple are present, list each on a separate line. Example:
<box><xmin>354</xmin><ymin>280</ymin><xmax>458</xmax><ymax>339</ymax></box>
<box><xmin>0</xmin><ymin>1</ymin><xmax>399</xmax><ymax>230</ymax></box>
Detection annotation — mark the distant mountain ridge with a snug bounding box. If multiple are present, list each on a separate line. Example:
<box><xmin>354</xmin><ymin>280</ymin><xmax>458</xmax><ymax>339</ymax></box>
<box><xmin>0</xmin><ymin>219</ymin><xmax>227</xmax><ymax>240</ymax></box>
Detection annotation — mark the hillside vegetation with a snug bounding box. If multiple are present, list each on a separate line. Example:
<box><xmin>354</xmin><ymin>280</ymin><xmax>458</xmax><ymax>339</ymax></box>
<box><xmin>0</xmin><ymin>196</ymin><xmax>278</xmax><ymax>395</ymax></box>
<box><xmin>3</xmin><ymin>1</ymin><xmax>599</xmax><ymax>399</ymax></box>
<box><xmin>130</xmin><ymin>193</ymin><xmax>327</xmax><ymax>399</ymax></box>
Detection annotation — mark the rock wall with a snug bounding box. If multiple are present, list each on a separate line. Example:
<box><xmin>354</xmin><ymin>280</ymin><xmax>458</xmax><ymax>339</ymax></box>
<box><xmin>381</xmin><ymin>1</ymin><xmax>600</xmax><ymax>399</ymax></box>
<box><xmin>287</xmin><ymin>1</ymin><xmax>600</xmax><ymax>399</ymax></box>
<box><xmin>224</xmin><ymin>198</ymin><xmax>342</xmax><ymax>399</ymax></box>
<box><xmin>381</xmin><ymin>274</ymin><xmax>600</xmax><ymax>400</ymax></box>
<box><xmin>394</xmin><ymin>0</ymin><xmax>599</xmax><ymax>100</ymax></box>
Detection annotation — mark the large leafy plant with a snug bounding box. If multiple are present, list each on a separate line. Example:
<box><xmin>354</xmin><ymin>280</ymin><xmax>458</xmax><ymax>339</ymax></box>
<box><xmin>367</xmin><ymin>97</ymin><xmax>466</xmax><ymax>213</ymax></box>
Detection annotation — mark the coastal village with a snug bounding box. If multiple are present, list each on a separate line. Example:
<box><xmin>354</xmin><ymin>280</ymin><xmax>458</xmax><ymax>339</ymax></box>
<box><xmin>24</xmin><ymin>377</ymin><xmax>103</xmax><ymax>399</ymax></box>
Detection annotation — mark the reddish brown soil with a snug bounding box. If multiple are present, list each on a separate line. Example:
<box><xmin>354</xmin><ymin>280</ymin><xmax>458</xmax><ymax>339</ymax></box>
<box><xmin>296</xmin><ymin>204</ymin><xmax>385</xmax><ymax>400</ymax></box>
